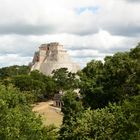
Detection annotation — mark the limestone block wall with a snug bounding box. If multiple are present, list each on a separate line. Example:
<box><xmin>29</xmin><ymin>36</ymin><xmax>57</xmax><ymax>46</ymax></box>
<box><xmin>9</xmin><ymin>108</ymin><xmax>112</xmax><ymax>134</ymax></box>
<box><xmin>31</xmin><ymin>42</ymin><xmax>80</xmax><ymax>75</ymax></box>
<box><xmin>39</xmin><ymin>50</ymin><xmax>47</xmax><ymax>63</ymax></box>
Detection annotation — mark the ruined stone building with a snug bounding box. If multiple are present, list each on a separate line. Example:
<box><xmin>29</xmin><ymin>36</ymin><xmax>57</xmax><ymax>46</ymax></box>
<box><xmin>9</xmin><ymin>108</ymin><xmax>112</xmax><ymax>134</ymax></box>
<box><xmin>31</xmin><ymin>42</ymin><xmax>80</xmax><ymax>76</ymax></box>
<box><xmin>53</xmin><ymin>93</ymin><xmax>63</xmax><ymax>108</ymax></box>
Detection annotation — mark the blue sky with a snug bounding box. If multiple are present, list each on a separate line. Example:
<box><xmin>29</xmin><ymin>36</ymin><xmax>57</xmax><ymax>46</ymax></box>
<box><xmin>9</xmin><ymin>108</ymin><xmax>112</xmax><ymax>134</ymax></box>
<box><xmin>76</xmin><ymin>6</ymin><xmax>100</xmax><ymax>14</ymax></box>
<box><xmin>0</xmin><ymin>0</ymin><xmax>139</xmax><ymax>68</ymax></box>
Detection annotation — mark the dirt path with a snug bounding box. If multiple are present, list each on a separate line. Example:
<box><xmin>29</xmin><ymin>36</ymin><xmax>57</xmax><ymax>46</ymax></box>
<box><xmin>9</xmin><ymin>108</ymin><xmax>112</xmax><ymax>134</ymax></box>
<box><xmin>33</xmin><ymin>100</ymin><xmax>63</xmax><ymax>127</ymax></box>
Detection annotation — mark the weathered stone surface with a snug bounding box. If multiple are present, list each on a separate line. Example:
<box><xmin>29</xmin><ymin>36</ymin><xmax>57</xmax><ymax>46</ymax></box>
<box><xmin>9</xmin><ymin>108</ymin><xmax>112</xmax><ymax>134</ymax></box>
<box><xmin>31</xmin><ymin>42</ymin><xmax>80</xmax><ymax>75</ymax></box>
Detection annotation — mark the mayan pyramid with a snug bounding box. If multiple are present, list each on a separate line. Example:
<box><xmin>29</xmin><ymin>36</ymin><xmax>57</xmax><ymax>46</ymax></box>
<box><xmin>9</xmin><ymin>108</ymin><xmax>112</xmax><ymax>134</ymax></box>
<box><xmin>31</xmin><ymin>42</ymin><xmax>80</xmax><ymax>75</ymax></box>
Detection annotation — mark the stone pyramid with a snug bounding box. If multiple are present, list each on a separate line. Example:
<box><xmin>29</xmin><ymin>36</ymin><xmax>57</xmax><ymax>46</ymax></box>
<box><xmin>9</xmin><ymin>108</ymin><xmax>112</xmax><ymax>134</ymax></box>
<box><xmin>31</xmin><ymin>42</ymin><xmax>80</xmax><ymax>75</ymax></box>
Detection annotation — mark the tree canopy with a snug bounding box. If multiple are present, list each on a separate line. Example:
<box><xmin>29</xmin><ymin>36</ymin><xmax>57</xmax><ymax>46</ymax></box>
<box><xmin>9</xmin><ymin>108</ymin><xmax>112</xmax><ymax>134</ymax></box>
<box><xmin>0</xmin><ymin>84</ymin><xmax>57</xmax><ymax>140</ymax></box>
<box><xmin>0</xmin><ymin>43</ymin><xmax>140</xmax><ymax>140</ymax></box>
<box><xmin>80</xmin><ymin>43</ymin><xmax>140</xmax><ymax>109</ymax></box>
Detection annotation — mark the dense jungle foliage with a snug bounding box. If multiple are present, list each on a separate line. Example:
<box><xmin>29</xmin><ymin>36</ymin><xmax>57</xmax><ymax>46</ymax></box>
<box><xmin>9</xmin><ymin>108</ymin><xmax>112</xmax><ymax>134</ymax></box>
<box><xmin>0</xmin><ymin>43</ymin><xmax>140</xmax><ymax>139</ymax></box>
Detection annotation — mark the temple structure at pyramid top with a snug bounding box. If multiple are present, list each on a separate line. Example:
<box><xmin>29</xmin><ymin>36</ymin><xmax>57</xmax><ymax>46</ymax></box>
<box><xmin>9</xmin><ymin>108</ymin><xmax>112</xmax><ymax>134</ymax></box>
<box><xmin>30</xmin><ymin>42</ymin><xmax>80</xmax><ymax>75</ymax></box>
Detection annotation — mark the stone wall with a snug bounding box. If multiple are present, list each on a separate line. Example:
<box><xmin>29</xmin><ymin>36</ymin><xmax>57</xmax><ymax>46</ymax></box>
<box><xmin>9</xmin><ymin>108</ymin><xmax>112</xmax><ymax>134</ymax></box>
<box><xmin>31</xmin><ymin>42</ymin><xmax>80</xmax><ymax>75</ymax></box>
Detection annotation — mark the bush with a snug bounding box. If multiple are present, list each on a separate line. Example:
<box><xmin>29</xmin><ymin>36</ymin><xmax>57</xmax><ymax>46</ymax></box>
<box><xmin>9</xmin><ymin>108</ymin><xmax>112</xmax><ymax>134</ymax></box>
<box><xmin>0</xmin><ymin>84</ymin><xmax>57</xmax><ymax>140</ymax></box>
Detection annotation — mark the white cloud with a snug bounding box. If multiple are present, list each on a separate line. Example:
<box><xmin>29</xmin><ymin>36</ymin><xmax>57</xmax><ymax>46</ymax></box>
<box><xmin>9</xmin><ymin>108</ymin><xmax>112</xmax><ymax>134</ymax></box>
<box><xmin>0</xmin><ymin>30</ymin><xmax>139</xmax><ymax>67</ymax></box>
<box><xmin>0</xmin><ymin>54</ymin><xmax>32</xmax><ymax>68</ymax></box>
<box><xmin>0</xmin><ymin>0</ymin><xmax>139</xmax><ymax>67</ymax></box>
<box><xmin>0</xmin><ymin>0</ymin><xmax>139</xmax><ymax>36</ymax></box>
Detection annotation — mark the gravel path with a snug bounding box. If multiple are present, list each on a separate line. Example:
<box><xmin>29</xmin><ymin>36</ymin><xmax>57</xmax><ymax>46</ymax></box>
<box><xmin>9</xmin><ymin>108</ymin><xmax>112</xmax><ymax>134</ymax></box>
<box><xmin>33</xmin><ymin>100</ymin><xmax>63</xmax><ymax>127</ymax></box>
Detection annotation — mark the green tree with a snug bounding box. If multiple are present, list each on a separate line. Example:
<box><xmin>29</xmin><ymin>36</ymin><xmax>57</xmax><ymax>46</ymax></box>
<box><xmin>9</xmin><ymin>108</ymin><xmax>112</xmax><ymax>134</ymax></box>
<box><xmin>12</xmin><ymin>74</ymin><xmax>46</xmax><ymax>101</ymax></box>
<box><xmin>52</xmin><ymin>68</ymin><xmax>79</xmax><ymax>93</ymax></box>
<box><xmin>44</xmin><ymin>76</ymin><xmax>57</xmax><ymax>98</ymax></box>
<box><xmin>61</xmin><ymin>90</ymin><xmax>83</xmax><ymax>124</ymax></box>
<box><xmin>59</xmin><ymin>90</ymin><xmax>83</xmax><ymax>139</ymax></box>
<box><xmin>0</xmin><ymin>65</ymin><xmax>30</xmax><ymax>80</ymax></box>
<box><xmin>80</xmin><ymin>44</ymin><xmax>140</xmax><ymax>109</ymax></box>
<box><xmin>0</xmin><ymin>84</ymin><xmax>57</xmax><ymax>140</ymax></box>
<box><xmin>12</xmin><ymin>70</ymin><xmax>57</xmax><ymax>101</ymax></box>
<box><xmin>0</xmin><ymin>65</ymin><xmax>30</xmax><ymax>87</ymax></box>
<box><xmin>59</xmin><ymin>96</ymin><xmax>140</xmax><ymax>140</ymax></box>
<box><xmin>29</xmin><ymin>70</ymin><xmax>58</xmax><ymax>99</ymax></box>
<box><xmin>80</xmin><ymin>60</ymin><xmax>104</xmax><ymax>109</ymax></box>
